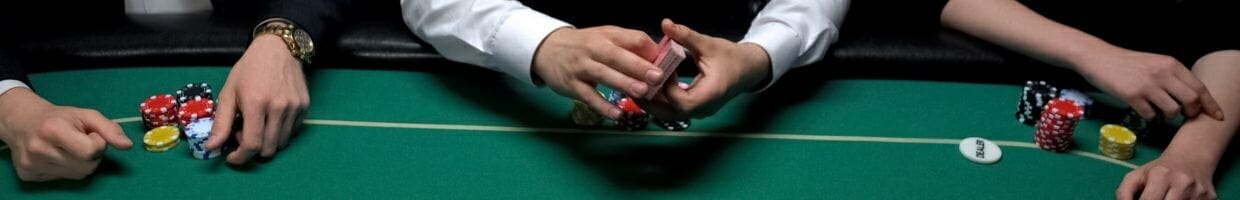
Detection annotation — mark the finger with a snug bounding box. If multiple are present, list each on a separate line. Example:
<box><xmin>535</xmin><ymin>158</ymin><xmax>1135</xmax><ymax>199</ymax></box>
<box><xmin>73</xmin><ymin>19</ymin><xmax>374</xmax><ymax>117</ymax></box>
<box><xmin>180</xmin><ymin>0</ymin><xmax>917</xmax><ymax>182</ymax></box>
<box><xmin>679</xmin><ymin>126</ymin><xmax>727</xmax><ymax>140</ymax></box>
<box><xmin>580</xmin><ymin>60</ymin><xmax>649</xmax><ymax>98</ymax></box>
<box><xmin>208</xmin><ymin>89</ymin><xmax>238</xmax><ymax>150</ymax></box>
<box><xmin>43</xmin><ymin>120</ymin><xmax>105</xmax><ymax>160</ymax></box>
<box><xmin>662</xmin><ymin>18</ymin><xmax>712</xmax><ymax>55</ymax></box>
<box><xmin>75</xmin><ymin>110</ymin><xmax>131</xmax><ymax>149</ymax></box>
<box><xmin>1141</xmin><ymin>169</ymin><xmax>1172</xmax><ymax>200</ymax></box>
<box><xmin>1148</xmin><ymin>92</ymin><xmax>1181</xmax><ymax>120</ymax></box>
<box><xmin>1129</xmin><ymin>98</ymin><xmax>1159</xmax><ymax>121</ymax></box>
<box><xmin>26</xmin><ymin>138</ymin><xmax>69</xmax><ymax>165</ymax></box>
<box><xmin>670</xmin><ymin>65</ymin><xmax>729</xmax><ymax>118</ymax></box>
<box><xmin>1164</xmin><ymin>185</ymin><xmax>1188</xmax><ymax>200</ymax></box>
<box><xmin>1117</xmin><ymin>170</ymin><xmax>1148</xmax><ymax>200</ymax></box>
<box><xmin>83</xmin><ymin>133</ymin><xmax>107</xmax><ymax>159</ymax></box>
<box><xmin>260</xmin><ymin>101</ymin><xmax>286</xmax><ymax>157</ymax></box>
<box><xmin>571</xmin><ymin>82</ymin><xmax>622</xmax><ymax>119</ymax></box>
<box><xmin>606</xmin><ymin>29</ymin><xmax>659</xmax><ymax>61</ymax></box>
<box><xmin>227</xmin><ymin>103</ymin><xmax>266</xmax><ymax>164</ymax></box>
<box><xmin>591</xmin><ymin>45</ymin><xmax>663</xmax><ymax>85</ymax></box>
<box><xmin>637</xmin><ymin>79</ymin><xmax>690</xmax><ymax>120</ymax></box>
<box><xmin>278</xmin><ymin>106</ymin><xmax>298</xmax><ymax>149</ymax></box>
<box><xmin>1162</xmin><ymin>77</ymin><xmax>1203</xmax><ymax>117</ymax></box>
<box><xmin>1174</xmin><ymin>69</ymin><xmax>1224</xmax><ymax>120</ymax></box>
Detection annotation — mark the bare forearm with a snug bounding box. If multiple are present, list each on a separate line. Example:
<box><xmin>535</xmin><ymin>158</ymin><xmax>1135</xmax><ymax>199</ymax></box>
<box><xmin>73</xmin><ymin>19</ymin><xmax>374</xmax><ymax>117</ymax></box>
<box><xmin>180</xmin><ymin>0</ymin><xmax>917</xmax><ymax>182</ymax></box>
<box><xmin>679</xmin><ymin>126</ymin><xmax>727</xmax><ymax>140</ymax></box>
<box><xmin>940</xmin><ymin>0</ymin><xmax>1118</xmax><ymax>69</ymax></box>
<box><xmin>1163</xmin><ymin>51</ymin><xmax>1240</xmax><ymax>166</ymax></box>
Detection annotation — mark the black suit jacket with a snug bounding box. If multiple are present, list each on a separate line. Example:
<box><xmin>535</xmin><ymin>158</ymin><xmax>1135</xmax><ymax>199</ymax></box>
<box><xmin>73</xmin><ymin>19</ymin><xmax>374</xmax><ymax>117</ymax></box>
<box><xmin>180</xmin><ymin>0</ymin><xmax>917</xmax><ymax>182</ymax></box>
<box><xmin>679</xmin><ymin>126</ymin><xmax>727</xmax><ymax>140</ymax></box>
<box><xmin>212</xmin><ymin>0</ymin><xmax>352</xmax><ymax>46</ymax></box>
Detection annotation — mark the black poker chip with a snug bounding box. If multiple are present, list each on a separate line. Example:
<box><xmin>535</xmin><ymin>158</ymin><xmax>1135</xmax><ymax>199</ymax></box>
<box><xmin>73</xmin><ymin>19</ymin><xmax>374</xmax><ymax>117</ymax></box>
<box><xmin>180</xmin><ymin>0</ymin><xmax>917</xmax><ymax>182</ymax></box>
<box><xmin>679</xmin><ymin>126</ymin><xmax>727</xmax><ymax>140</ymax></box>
<box><xmin>176</xmin><ymin>83</ymin><xmax>213</xmax><ymax>104</ymax></box>
<box><xmin>653</xmin><ymin>118</ymin><xmax>691</xmax><ymax>131</ymax></box>
<box><xmin>615</xmin><ymin>112</ymin><xmax>648</xmax><ymax>131</ymax></box>
<box><xmin>1015</xmin><ymin>80</ymin><xmax>1059</xmax><ymax>126</ymax></box>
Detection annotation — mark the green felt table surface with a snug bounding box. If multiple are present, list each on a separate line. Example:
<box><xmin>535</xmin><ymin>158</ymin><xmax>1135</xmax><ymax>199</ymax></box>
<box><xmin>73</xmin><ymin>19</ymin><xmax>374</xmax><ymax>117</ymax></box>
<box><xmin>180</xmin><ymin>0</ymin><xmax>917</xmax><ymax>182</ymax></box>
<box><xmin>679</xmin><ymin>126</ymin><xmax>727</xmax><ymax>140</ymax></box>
<box><xmin>1</xmin><ymin>66</ymin><xmax>1237</xmax><ymax>199</ymax></box>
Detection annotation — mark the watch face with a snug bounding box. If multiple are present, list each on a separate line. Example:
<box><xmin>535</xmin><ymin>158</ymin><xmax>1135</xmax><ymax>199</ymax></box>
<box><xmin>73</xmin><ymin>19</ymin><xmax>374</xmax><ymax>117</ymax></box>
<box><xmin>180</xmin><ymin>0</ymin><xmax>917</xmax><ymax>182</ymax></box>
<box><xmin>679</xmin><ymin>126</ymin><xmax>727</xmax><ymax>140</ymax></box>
<box><xmin>293</xmin><ymin>29</ymin><xmax>314</xmax><ymax>55</ymax></box>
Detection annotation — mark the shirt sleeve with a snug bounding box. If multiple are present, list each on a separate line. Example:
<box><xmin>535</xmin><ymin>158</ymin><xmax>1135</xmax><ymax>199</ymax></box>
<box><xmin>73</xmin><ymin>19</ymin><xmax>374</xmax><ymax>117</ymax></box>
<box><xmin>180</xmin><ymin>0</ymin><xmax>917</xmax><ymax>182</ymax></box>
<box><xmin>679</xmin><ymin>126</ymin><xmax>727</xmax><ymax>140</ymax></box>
<box><xmin>740</xmin><ymin>0</ymin><xmax>849</xmax><ymax>91</ymax></box>
<box><xmin>0</xmin><ymin>79</ymin><xmax>29</xmax><ymax>97</ymax></box>
<box><xmin>402</xmin><ymin>0</ymin><xmax>571</xmax><ymax>85</ymax></box>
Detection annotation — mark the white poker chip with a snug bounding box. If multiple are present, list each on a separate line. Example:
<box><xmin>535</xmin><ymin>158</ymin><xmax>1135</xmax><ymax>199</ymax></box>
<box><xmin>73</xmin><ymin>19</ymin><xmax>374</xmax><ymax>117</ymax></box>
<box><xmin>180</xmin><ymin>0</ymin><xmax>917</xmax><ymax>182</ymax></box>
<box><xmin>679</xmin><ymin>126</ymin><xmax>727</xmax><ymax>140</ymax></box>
<box><xmin>1058</xmin><ymin>89</ymin><xmax>1093</xmax><ymax>106</ymax></box>
<box><xmin>959</xmin><ymin>137</ymin><xmax>1002</xmax><ymax>164</ymax></box>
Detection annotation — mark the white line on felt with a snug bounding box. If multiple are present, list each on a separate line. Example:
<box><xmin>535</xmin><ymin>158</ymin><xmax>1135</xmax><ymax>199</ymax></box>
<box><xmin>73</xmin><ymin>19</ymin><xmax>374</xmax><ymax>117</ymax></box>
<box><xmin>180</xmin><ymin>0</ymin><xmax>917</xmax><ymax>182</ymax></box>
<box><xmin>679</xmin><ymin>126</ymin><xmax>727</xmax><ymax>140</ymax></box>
<box><xmin>301</xmin><ymin>119</ymin><xmax>1139</xmax><ymax>169</ymax></box>
<box><xmin>37</xmin><ymin>117</ymin><xmax>1135</xmax><ymax>170</ymax></box>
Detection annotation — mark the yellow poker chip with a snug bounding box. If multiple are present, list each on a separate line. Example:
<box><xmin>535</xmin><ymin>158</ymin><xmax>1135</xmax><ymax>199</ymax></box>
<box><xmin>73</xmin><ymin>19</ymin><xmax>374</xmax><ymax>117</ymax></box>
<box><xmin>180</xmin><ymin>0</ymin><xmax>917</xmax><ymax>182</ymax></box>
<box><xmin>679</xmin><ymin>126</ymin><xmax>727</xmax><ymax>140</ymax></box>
<box><xmin>570</xmin><ymin>100</ymin><xmax>604</xmax><ymax>126</ymax></box>
<box><xmin>1099</xmin><ymin>124</ymin><xmax>1136</xmax><ymax>160</ymax></box>
<box><xmin>144</xmin><ymin>125</ymin><xmax>181</xmax><ymax>150</ymax></box>
<box><xmin>145</xmin><ymin>139</ymin><xmax>180</xmax><ymax>152</ymax></box>
<box><xmin>1100</xmin><ymin>124</ymin><xmax>1137</xmax><ymax>145</ymax></box>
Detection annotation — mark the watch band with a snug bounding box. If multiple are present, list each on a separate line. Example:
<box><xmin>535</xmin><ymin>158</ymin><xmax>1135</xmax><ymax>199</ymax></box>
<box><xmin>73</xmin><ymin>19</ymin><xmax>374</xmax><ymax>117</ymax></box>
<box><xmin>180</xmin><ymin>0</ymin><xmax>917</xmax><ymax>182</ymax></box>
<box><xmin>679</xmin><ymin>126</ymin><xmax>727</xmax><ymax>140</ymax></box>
<box><xmin>254</xmin><ymin>18</ymin><xmax>314</xmax><ymax>64</ymax></box>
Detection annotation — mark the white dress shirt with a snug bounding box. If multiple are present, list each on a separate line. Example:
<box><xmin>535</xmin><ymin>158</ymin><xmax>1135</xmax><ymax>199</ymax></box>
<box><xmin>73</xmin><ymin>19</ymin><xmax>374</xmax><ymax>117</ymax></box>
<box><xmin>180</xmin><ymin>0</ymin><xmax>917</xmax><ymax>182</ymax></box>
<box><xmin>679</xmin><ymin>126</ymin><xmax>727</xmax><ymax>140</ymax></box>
<box><xmin>402</xmin><ymin>0</ymin><xmax>848</xmax><ymax>90</ymax></box>
<box><xmin>0</xmin><ymin>79</ymin><xmax>29</xmax><ymax>97</ymax></box>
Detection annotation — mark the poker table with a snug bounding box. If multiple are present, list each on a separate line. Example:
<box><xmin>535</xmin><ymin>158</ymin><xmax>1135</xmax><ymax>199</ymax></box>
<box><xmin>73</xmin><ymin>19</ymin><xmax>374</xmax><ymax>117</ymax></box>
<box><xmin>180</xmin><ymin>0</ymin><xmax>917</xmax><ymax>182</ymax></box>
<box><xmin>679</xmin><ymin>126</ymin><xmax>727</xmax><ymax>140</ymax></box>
<box><xmin>2</xmin><ymin>66</ymin><xmax>1238</xmax><ymax>199</ymax></box>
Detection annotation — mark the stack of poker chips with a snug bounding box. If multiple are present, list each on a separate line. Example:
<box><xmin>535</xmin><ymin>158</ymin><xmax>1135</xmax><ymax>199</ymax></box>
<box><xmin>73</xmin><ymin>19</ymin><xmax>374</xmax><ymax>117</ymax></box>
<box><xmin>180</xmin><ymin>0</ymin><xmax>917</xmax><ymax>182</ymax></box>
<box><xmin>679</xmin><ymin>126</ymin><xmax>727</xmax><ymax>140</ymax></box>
<box><xmin>1016</xmin><ymin>80</ymin><xmax>1059</xmax><ymax>126</ymax></box>
<box><xmin>614</xmin><ymin>97</ymin><xmax>649</xmax><ymax>131</ymax></box>
<box><xmin>140</xmin><ymin>94</ymin><xmax>178</xmax><ymax>128</ymax></box>
<box><xmin>185</xmin><ymin>118</ymin><xmax>221</xmax><ymax>159</ymax></box>
<box><xmin>1034</xmin><ymin>98</ymin><xmax>1084</xmax><ymax>152</ymax></box>
<box><xmin>137</xmin><ymin>83</ymin><xmax>217</xmax><ymax>159</ymax></box>
<box><xmin>144</xmin><ymin>126</ymin><xmax>181</xmax><ymax>152</ymax></box>
<box><xmin>568</xmin><ymin>88</ymin><xmax>691</xmax><ymax>131</ymax></box>
<box><xmin>1099</xmin><ymin>124</ymin><xmax>1137</xmax><ymax>160</ymax></box>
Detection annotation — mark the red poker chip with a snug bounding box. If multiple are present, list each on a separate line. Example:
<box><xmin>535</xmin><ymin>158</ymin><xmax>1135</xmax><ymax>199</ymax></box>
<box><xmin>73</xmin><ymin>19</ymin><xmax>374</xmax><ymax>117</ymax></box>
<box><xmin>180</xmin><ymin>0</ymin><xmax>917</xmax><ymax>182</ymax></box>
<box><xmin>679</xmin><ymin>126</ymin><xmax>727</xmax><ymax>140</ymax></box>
<box><xmin>616</xmin><ymin>97</ymin><xmax>645</xmax><ymax>114</ymax></box>
<box><xmin>140</xmin><ymin>94</ymin><xmax>177</xmax><ymax>115</ymax></box>
<box><xmin>177</xmin><ymin>97</ymin><xmax>215</xmax><ymax>126</ymax></box>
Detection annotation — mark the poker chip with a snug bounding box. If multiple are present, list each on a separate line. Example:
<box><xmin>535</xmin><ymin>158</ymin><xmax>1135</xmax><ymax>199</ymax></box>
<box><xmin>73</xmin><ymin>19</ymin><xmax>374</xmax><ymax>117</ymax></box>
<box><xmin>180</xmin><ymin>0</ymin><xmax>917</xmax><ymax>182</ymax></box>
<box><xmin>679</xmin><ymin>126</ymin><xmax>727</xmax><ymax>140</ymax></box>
<box><xmin>1033</xmin><ymin>98</ymin><xmax>1083</xmax><ymax>152</ymax></box>
<box><xmin>140</xmin><ymin>94</ymin><xmax>178</xmax><ymax>129</ymax></box>
<box><xmin>653</xmin><ymin>118</ymin><xmax>690</xmax><ymax>131</ymax></box>
<box><xmin>1099</xmin><ymin>124</ymin><xmax>1137</xmax><ymax>160</ymax></box>
<box><xmin>614</xmin><ymin>97</ymin><xmax>648</xmax><ymax>131</ymax></box>
<box><xmin>570</xmin><ymin>100</ymin><xmax>605</xmax><ymax>126</ymax></box>
<box><xmin>1058</xmin><ymin>89</ymin><xmax>1094</xmax><ymax>118</ymax></box>
<box><xmin>185</xmin><ymin>118</ymin><xmax>220</xmax><ymax>160</ymax></box>
<box><xmin>143</xmin><ymin>125</ymin><xmax>181</xmax><ymax>152</ymax></box>
<box><xmin>1120</xmin><ymin>110</ymin><xmax>1148</xmax><ymax>134</ymax></box>
<box><xmin>1015</xmin><ymin>80</ymin><xmax>1059</xmax><ymax>126</ymax></box>
<box><xmin>606</xmin><ymin>89</ymin><xmax>626</xmax><ymax>105</ymax></box>
<box><xmin>177</xmin><ymin>97</ymin><xmax>215</xmax><ymax>126</ymax></box>
<box><xmin>959</xmin><ymin>137</ymin><xmax>1001</xmax><ymax>164</ymax></box>
<box><xmin>176</xmin><ymin>83</ymin><xmax>213</xmax><ymax>104</ymax></box>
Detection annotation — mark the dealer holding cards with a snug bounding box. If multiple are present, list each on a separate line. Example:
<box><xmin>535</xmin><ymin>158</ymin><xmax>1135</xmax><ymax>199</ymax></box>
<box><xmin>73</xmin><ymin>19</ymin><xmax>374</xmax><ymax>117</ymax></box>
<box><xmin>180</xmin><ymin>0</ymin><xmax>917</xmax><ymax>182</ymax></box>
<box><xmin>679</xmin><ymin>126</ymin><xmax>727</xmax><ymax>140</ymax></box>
<box><xmin>401</xmin><ymin>0</ymin><xmax>849</xmax><ymax>121</ymax></box>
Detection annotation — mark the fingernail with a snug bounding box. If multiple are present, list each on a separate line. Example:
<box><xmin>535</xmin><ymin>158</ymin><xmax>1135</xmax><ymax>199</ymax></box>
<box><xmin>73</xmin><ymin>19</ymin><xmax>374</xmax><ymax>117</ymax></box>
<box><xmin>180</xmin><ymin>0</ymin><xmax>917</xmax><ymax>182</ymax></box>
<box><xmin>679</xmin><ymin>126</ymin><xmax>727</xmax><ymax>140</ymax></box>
<box><xmin>646</xmin><ymin>69</ymin><xmax>663</xmax><ymax>82</ymax></box>
<box><xmin>631</xmin><ymin>82</ymin><xmax>648</xmax><ymax>95</ymax></box>
<box><xmin>609</xmin><ymin>108</ymin><xmax>623</xmax><ymax>119</ymax></box>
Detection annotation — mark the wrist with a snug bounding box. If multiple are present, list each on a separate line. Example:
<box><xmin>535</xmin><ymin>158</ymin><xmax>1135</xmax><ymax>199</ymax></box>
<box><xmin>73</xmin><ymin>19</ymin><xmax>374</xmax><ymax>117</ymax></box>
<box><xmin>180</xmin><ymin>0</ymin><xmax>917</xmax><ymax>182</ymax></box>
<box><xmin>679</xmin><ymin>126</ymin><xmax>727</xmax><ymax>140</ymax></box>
<box><xmin>251</xmin><ymin>34</ymin><xmax>296</xmax><ymax>58</ymax></box>
<box><xmin>531</xmin><ymin>27</ymin><xmax>575</xmax><ymax>85</ymax></box>
<box><xmin>1063</xmin><ymin>42</ymin><xmax>1125</xmax><ymax>72</ymax></box>
<box><xmin>738</xmin><ymin>43</ymin><xmax>772</xmax><ymax>91</ymax></box>
<box><xmin>0</xmin><ymin>88</ymin><xmax>51</xmax><ymax>141</ymax></box>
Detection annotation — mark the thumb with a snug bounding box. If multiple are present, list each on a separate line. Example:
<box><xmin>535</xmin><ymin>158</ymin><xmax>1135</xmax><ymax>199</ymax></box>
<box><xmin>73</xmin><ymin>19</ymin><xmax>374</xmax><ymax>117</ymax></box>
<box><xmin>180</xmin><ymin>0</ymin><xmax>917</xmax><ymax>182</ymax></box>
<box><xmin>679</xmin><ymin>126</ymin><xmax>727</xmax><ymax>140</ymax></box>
<box><xmin>662</xmin><ymin>18</ymin><xmax>710</xmax><ymax>55</ymax></box>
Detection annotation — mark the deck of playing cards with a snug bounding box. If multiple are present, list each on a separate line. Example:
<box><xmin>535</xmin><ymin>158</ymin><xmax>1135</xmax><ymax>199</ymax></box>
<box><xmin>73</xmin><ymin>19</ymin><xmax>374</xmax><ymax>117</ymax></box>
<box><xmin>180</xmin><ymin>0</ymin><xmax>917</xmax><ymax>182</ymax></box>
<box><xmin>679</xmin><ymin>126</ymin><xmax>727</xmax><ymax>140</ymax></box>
<box><xmin>642</xmin><ymin>36</ymin><xmax>687</xmax><ymax>99</ymax></box>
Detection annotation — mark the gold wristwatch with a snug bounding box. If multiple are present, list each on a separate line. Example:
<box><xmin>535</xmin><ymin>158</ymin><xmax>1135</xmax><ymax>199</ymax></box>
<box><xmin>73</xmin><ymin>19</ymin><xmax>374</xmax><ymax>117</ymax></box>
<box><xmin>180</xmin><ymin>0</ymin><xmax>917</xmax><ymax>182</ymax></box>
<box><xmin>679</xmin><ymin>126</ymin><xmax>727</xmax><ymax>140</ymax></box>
<box><xmin>253</xmin><ymin>18</ymin><xmax>315</xmax><ymax>64</ymax></box>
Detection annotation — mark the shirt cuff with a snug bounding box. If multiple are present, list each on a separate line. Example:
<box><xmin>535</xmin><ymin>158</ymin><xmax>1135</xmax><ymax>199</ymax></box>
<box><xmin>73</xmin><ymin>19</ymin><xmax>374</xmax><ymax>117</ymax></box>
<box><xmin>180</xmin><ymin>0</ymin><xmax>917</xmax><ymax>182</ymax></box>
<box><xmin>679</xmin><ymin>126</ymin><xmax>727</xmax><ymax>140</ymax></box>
<box><xmin>0</xmin><ymin>79</ymin><xmax>29</xmax><ymax>97</ymax></box>
<box><xmin>489</xmin><ymin>9</ymin><xmax>571</xmax><ymax>86</ymax></box>
<box><xmin>740</xmin><ymin>22</ymin><xmax>801</xmax><ymax>92</ymax></box>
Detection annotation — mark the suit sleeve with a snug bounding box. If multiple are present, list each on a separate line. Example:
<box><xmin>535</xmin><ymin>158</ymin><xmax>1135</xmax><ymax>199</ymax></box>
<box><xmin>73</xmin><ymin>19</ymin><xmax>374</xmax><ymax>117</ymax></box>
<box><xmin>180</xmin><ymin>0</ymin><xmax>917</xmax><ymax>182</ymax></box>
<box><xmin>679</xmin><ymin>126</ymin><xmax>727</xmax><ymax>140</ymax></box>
<box><xmin>264</xmin><ymin>0</ymin><xmax>352</xmax><ymax>45</ymax></box>
<box><xmin>0</xmin><ymin>48</ymin><xmax>28</xmax><ymax>85</ymax></box>
<box><xmin>211</xmin><ymin>0</ymin><xmax>352</xmax><ymax>45</ymax></box>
